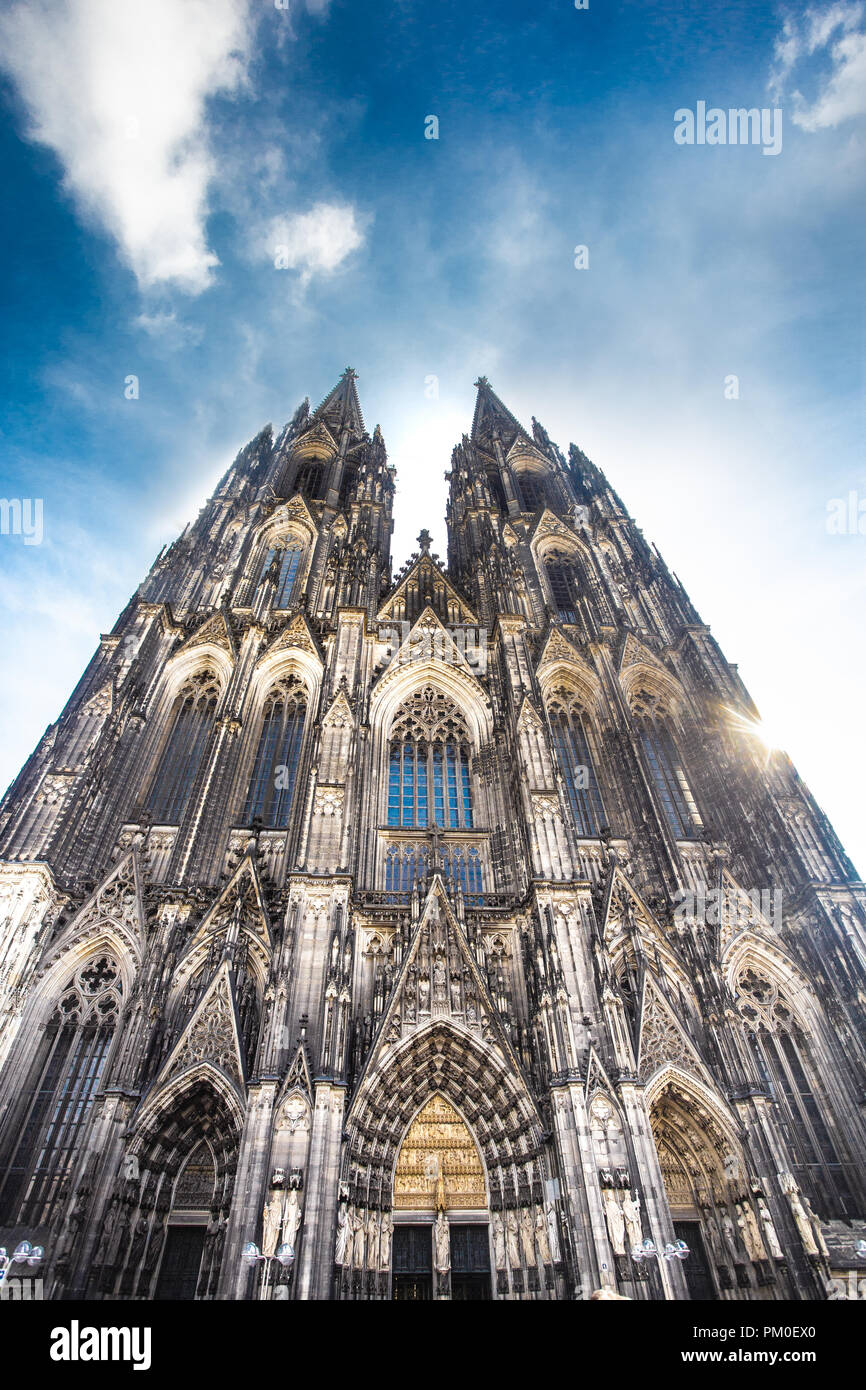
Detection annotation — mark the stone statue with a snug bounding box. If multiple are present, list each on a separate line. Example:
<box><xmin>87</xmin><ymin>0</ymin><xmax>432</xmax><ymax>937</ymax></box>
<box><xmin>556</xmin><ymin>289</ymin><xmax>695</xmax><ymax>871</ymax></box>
<box><xmin>350</xmin><ymin>1206</ymin><xmax>365</xmax><ymax>1268</ymax></box>
<box><xmin>283</xmin><ymin>1187</ymin><xmax>302</xmax><ymax>1253</ymax></box>
<box><xmin>786</xmin><ymin>1188</ymin><xmax>819</xmax><ymax>1257</ymax></box>
<box><xmin>519</xmin><ymin>1206</ymin><xmax>536</xmax><ymax>1266</ymax></box>
<box><xmin>700</xmin><ymin>1205</ymin><xmax>724</xmax><ymax>1264</ymax></box>
<box><xmin>335</xmin><ymin>1201</ymin><xmax>350</xmax><ymax>1265</ymax></box>
<box><xmin>736</xmin><ymin>1201</ymin><xmax>766</xmax><ymax>1262</ymax></box>
<box><xmin>262</xmin><ymin>1190</ymin><xmax>283</xmax><ymax>1258</ymax></box>
<box><xmin>802</xmin><ymin>1195</ymin><xmax>829</xmax><ymax>1260</ymax></box>
<box><xmin>434</xmin><ymin>1211</ymin><xmax>450</xmax><ymax>1272</ymax></box>
<box><xmin>603</xmin><ymin>1188</ymin><xmax>626</xmax><ymax>1255</ymax></box>
<box><xmin>379</xmin><ymin>1212</ymin><xmax>393</xmax><ymax>1270</ymax></box>
<box><xmin>491</xmin><ymin>1211</ymin><xmax>507</xmax><ymax>1270</ymax></box>
<box><xmin>621</xmin><ymin>1190</ymin><xmax>642</xmax><ymax>1251</ymax></box>
<box><xmin>506</xmin><ymin>1210</ymin><xmax>521</xmax><ymax>1267</ymax></box>
<box><xmin>757</xmin><ymin>1198</ymin><xmax>783</xmax><ymax>1261</ymax></box>
<box><xmin>721</xmin><ymin>1210</ymin><xmax>740</xmax><ymax>1263</ymax></box>
<box><xmin>545</xmin><ymin>1201</ymin><xmax>562</xmax><ymax>1263</ymax></box>
<box><xmin>366</xmin><ymin>1209</ymin><xmax>380</xmax><ymax>1269</ymax></box>
<box><xmin>534</xmin><ymin>1207</ymin><xmax>551</xmax><ymax>1265</ymax></box>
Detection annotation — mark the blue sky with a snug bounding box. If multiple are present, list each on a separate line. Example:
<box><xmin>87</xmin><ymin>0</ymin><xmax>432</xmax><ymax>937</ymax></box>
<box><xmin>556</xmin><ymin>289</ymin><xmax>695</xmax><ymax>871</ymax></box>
<box><xmin>0</xmin><ymin>0</ymin><xmax>864</xmax><ymax>871</ymax></box>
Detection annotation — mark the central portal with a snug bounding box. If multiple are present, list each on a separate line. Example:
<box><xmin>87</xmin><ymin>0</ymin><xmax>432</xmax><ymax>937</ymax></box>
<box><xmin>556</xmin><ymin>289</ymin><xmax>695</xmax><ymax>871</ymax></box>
<box><xmin>392</xmin><ymin>1094</ymin><xmax>492</xmax><ymax>1299</ymax></box>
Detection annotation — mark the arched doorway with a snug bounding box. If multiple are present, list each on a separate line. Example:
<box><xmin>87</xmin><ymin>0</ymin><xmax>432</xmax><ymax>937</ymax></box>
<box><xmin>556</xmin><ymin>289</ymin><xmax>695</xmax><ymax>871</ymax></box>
<box><xmin>649</xmin><ymin>1076</ymin><xmax>759</xmax><ymax>1300</ymax></box>
<box><xmin>391</xmin><ymin>1093</ymin><xmax>490</xmax><ymax>1300</ymax></box>
<box><xmin>154</xmin><ymin>1140</ymin><xmax>217</xmax><ymax>1300</ymax></box>
<box><xmin>102</xmin><ymin>1069</ymin><xmax>242</xmax><ymax>1300</ymax></box>
<box><xmin>338</xmin><ymin>1022</ymin><xmax>556</xmax><ymax>1300</ymax></box>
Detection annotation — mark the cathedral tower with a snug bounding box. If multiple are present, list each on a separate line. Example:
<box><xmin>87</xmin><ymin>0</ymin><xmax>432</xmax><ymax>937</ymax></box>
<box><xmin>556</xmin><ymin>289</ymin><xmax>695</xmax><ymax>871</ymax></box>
<box><xmin>0</xmin><ymin>373</ymin><xmax>863</xmax><ymax>1301</ymax></box>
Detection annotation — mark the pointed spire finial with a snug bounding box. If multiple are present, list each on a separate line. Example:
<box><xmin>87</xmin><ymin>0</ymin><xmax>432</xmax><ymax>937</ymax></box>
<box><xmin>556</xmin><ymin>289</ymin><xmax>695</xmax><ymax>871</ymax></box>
<box><xmin>417</xmin><ymin>529</ymin><xmax>432</xmax><ymax>554</ymax></box>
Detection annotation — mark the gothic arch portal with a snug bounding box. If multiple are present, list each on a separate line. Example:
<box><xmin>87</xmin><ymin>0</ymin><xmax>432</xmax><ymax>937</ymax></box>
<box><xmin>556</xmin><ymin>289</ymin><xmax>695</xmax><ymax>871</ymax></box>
<box><xmin>95</xmin><ymin>1067</ymin><xmax>244</xmax><ymax>1300</ymax></box>
<box><xmin>646</xmin><ymin>1069</ymin><xmax>775</xmax><ymax>1300</ymax></box>
<box><xmin>337</xmin><ymin>1022</ymin><xmax>560</xmax><ymax>1299</ymax></box>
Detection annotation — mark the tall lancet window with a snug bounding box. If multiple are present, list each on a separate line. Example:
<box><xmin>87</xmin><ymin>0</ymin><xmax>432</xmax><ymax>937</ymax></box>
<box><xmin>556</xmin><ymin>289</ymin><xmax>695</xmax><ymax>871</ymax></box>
<box><xmin>148</xmin><ymin>670</ymin><xmax>220</xmax><ymax>824</ymax></box>
<box><xmin>386</xmin><ymin>687</ymin><xmax>474</xmax><ymax>829</ymax></box>
<box><xmin>517</xmin><ymin>472</ymin><xmax>547</xmax><ymax>511</ymax></box>
<box><xmin>295</xmin><ymin>461</ymin><xmax>326</xmax><ymax>500</ymax></box>
<box><xmin>736</xmin><ymin>967</ymin><xmax>856</xmax><ymax>1217</ymax></box>
<box><xmin>260</xmin><ymin>542</ymin><xmax>304</xmax><ymax>608</ymax></box>
<box><xmin>0</xmin><ymin>955</ymin><xmax>121</xmax><ymax>1225</ymax></box>
<box><xmin>244</xmin><ymin>678</ymin><xmax>307</xmax><ymax>828</ymax></box>
<box><xmin>546</xmin><ymin>557</ymin><xmax>580</xmax><ymax>624</ymax></box>
<box><xmin>634</xmin><ymin>695</ymin><xmax>701</xmax><ymax>839</ymax></box>
<box><xmin>548</xmin><ymin>693</ymin><xmax>606</xmax><ymax>837</ymax></box>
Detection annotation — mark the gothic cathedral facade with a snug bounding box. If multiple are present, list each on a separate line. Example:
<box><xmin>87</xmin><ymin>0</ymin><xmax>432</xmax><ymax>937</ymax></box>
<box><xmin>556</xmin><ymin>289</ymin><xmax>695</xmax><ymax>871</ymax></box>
<box><xmin>0</xmin><ymin>371</ymin><xmax>864</xmax><ymax>1301</ymax></box>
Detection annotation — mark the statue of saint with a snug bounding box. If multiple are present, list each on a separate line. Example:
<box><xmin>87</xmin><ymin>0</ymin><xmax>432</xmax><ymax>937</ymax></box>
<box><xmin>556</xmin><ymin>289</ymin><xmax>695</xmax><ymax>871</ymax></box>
<box><xmin>334</xmin><ymin>1201</ymin><xmax>350</xmax><ymax>1265</ymax></box>
<box><xmin>491</xmin><ymin>1211</ymin><xmax>507</xmax><ymax>1269</ymax></box>
<box><xmin>621</xmin><ymin>1190</ymin><xmax>642</xmax><ymax>1252</ymax></box>
<box><xmin>506</xmin><ymin>1211</ymin><xmax>521</xmax><ymax>1268</ymax></box>
<box><xmin>757</xmin><ymin>1198</ymin><xmax>783</xmax><ymax>1261</ymax></box>
<box><xmin>739</xmin><ymin>1201</ymin><xmax>767</xmax><ymax>1262</ymax></box>
<box><xmin>379</xmin><ymin>1212</ymin><xmax>393</xmax><ymax>1270</ymax></box>
<box><xmin>802</xmin><ymin>1195</ymin><xmax>829</xmax><ymax>1260</ymax></box>
<box><xmin>434</xmin><ymin>1211</ymin><xmax>450</xmax><ymax>1272</ymax></box>
<box><xmin>519</xmin><ymin>1207</ymin><xmax>536</xmax><ymax>1266</ymax></box>
<box><xmin>350</xmin><ymin>1206</ymin><xmax>366</xmax><ymax>1268</ymax></box>
<box><xmin>721</xmin><ymin>1210</ymin><xmax>740</xmax><ymax>1263</ymax></box>
<box><xmin>603</xmin><ymin>1188</ymin><xmax>626</xmax><ymax>1255</ymax></box>
<box><xmin>786</xmin><ymin>1187</ymin><xmax>819</xmax><ymax>1257</ymax></box>
<box><xmin>545</xmin><ymin>1201</ymin><xmax>562</xmax><ymax>1263</ymax></box>
<box><xmin>534</xmin><ymin>1207</ymin><xmax>551</xmax><ymax>1265</ymax></box>
<box><xmin>262</xmin><ymin>1190</ymin><xmax>283</xmax><ymax>1258</ymax></box>
<box><xmin>283</xmin><ymin>1188</ymin><xmax>302</xmax><ymax>1254</ymax></box>
<box><xmin>366</xmin><ymin>1209</ymin><xmax>380</xmax><ymax>1270</ymax></box>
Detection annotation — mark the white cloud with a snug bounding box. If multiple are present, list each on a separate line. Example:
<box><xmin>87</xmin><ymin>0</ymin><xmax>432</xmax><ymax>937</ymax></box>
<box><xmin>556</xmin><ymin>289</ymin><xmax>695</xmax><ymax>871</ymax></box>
<box><xmin>268</xmin><ymin>203</ymin><xmax>367</xmax><ymax>284</ymax></box>
<box><xmin>0</xmin><ymin>0</ymin><xmax>254</xmax><ymax>293</ymax></box>
<box><xmin>770</xmin><ymin>3</ymin><xmax>866</xmax><ymax>130</ymax></box>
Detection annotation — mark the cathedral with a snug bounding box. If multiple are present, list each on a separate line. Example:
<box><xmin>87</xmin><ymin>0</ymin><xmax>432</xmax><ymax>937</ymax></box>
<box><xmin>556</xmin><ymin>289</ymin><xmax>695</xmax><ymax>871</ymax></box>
<box><xmin>0</xmin><ymin>369</ymin><xmax>864</xmax><ymax>1302</ymax></box>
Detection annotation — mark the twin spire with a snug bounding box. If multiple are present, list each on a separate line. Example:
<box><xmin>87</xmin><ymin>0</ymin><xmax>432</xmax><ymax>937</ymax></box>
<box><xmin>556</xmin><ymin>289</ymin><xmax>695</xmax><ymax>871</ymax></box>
<box><xmin>303</xmin><ymin>370</ymin><xmax>534</xmax><ymax>456</ymax></box>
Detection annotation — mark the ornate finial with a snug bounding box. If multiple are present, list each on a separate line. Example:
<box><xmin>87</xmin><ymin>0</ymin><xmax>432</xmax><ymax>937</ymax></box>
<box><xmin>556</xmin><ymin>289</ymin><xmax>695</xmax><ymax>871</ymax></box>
<box><xmin>417</xmin><ymin>529</ymin><xmax>432</xmax><ymax>553</ymax></box>
<box><xmin>343</xmin><ymin>366</ymin><xmax>357</xmax><ymax>379</ymax></box>
<box><xmin>474</xmin><ymin>376</ymin><xmax>489</xmax><ymax>389</ymax></box>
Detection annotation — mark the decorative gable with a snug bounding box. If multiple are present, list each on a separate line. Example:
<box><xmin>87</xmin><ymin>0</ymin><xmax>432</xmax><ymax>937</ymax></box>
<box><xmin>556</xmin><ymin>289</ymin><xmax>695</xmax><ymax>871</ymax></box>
<box><xmin>360</xmin><ymin>879</ymin><xmax>519</xmax><ymax>1078</ymax></box>
<box><xmin>160</xmin><ymin>962</ymin><xmax>246</xmax><ymax>1090</ymax></box>
<box><xmin>180</xmin><ymin>611</ymin><xmax>236</xmax><ymax>661</ymax></box>
<box><xmin>259</xmin><ymin>612</ymin><xmax>323</xmax><ymax>665</ymax></box>
<box><xmin>637</xmin><ymin>976</ymin><xmax>709</xmax><ymax>1085</ymax></box>
<box><xmin>531</xmin><ymin>508</ymin><xmax>580</xmax><ymax>548</ymax></box>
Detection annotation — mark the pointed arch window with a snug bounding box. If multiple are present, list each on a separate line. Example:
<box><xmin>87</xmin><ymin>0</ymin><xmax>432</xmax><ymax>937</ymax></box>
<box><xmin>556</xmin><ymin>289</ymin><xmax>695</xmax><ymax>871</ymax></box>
<box><xmin>295</xmin><ymin>461</ymin><xmax>326</xmax><ymax>500</ymax></box>
<box><xmin>148</xmin><ymin>670</ymin><xmax>220</xmax><ymax>824</ymax></box>
<box><xmin>384</xmin><ymin>842</ymin><xmax>431</xmax><ymax>895</ymax></box>
<box><xmin>636</xmin><ymin>705</ymin><xmax>701</xmax><ymax>839</ymax></box>
<box><xmin>338</xmin><ymin>467</ymin><xmax>358</xmax><ymax>508</ymax></box>
<box><xmin>386</xmin><ymin>688</ymin><xmax>473</xmax><ymax>829</ymax></box>
<box><xmin>260</xmin><ymin>542</ymin><xmax>304</xmax><ymax>608</ymax></box>
<box><xmin>548</xmin><ymin>694</ymin><xmax>606</xmax><ymax>837</ymax></box>
<box><xmin>517</xmin><ymin>472</ymin><xmax>547</xmax><ymax>511</ymax></box>
<box><xmin>546</xmin><ymin>558</ymin><xmax>580</xmax><ymax>624</ymax></box>
<box><xmin>244</xmin><ymin>678</ymin><xmax>307</xmax><ymax>828</ymax></box>
<box><xmin>0</xmin><ymin>955</ymin><xmax>121</xmax><ymax>1225</ymax></box>
<box><xmin>736</xmin><ymin>967</ymin><xmax>856</xmax><ymax>1218</ymax></box>
<box><xmin>442</xmin><ymin>844</ymin><xmax>485</xmax><ymax>900</ymax></box>
<box><xmin>486</xmin><ymin>471</ymin><xmax>507</xmax><ymax>512</ymax></box>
